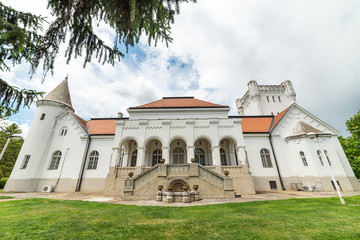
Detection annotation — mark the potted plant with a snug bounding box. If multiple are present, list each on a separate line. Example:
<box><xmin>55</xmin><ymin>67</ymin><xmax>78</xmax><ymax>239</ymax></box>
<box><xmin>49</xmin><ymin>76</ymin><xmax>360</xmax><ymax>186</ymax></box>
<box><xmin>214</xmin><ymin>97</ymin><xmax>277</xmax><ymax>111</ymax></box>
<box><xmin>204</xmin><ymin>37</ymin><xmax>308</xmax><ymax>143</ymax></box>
<box><xmin>167</xmin><ymin>185</ymin><xmax>173</xmax><ymax>191</ymax></box>
<box><xmin>193</xmin><ymin>184</ymin><xmax>199</xmax><ymax>190</ymax></box>
<box><xmin>158</xmin><ymin>185</ymin><xmax>163</xmax><ymax>191</ymax></box>
<box><xmin>128</xmin><ymin>172</ymin><xmax>134</xmax><ymax>178</ymax></box>
<box><xmin>191</xmin><ymin>158</ymin><xmax>196</xmax><ymax>163</ymax></box>
<box><xmin>182</xmin><ymin>185</ymin><xmax>189</xmax><ymax>191</ymax></box>
<box><xmin>223</xmin><ymin>171</ymin><xmax>229</xmax><ymax>176</ymax></box>
<box><xmin>159</xmin><ymin>159</ymin><xmax>165</xmax><ymax>164</ymax></box>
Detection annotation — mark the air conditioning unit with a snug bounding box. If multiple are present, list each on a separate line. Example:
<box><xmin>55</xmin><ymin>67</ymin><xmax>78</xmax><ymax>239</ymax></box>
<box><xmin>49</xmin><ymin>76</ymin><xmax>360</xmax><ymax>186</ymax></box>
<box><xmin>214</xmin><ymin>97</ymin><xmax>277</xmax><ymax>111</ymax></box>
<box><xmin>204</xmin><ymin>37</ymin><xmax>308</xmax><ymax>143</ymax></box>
<box><xmin>303</xmin><ymin>185</ymin><xmax>315</xmax><ymax>192</ymax></box>
<box><xmin>42</xmin><ymin>185</ymin><xmax>53</xmax><ymax>193</ymax></box>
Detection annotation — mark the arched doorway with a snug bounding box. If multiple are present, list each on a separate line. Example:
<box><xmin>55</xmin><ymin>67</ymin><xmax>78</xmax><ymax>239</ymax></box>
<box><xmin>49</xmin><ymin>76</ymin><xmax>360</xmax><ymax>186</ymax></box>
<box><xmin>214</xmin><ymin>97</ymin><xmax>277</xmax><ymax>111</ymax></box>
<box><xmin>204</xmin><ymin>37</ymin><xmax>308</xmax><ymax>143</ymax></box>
<box><xmin>194</xmin><ymin>138</ymin><xmax>212</xmax><ymax>165</ymax></box>
<box><xmin>145</xmin><ymin>139</ymin><xmax>163</xmax><ymax>166</ymax></box>
<box><xmin>119</xmin><ymin>139</ymin><xmax>138</xmax><ymax>167</ymax></box>
<box><xmin>219</xmin><ymin>138</ymin><xmax>238</xmax><ymax>166</ymax></box>
<box><xmin>170</xmin><ymin>139</ymin><xmax>187</xmax><ymax>164</ymax></box>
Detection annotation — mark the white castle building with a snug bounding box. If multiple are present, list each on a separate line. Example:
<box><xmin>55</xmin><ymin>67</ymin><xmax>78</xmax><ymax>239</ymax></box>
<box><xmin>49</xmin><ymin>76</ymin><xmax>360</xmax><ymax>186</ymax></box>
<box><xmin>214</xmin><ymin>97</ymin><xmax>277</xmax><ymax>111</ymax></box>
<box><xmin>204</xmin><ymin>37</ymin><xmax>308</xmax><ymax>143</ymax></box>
<box><xmin>5</xmin><ymin>79</ymin><xmax>359</xmax><ymax>199</ymax></box>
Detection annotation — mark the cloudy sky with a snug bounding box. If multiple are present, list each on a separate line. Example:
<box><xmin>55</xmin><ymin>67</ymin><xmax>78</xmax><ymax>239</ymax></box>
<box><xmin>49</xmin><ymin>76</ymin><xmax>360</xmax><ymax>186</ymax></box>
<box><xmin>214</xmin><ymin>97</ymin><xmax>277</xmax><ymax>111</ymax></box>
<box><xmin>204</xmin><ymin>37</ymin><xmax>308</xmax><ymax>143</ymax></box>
<box><xmin>3</xmin><ymin>0</ymin><xmax>360</xmax><ymax>138</ymax></box>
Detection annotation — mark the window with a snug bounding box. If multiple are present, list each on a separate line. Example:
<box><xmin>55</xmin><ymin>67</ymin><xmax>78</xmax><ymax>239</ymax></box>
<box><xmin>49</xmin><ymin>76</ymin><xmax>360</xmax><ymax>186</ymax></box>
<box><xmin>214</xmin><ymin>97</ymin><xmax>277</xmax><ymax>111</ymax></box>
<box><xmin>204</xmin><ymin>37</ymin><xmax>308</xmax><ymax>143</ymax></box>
<box><xmin>195</xmin><ymin>148</ymin><xmax>205</xmax><ymax>165</ymax></box>
<box><xmin>269</xmin><ymin>181</ymin><xmax>277</xmax><ymax>190</ymax></box>
<box><xmin>272</xmin><ymin>96</ymin><xmax>275</xmax><ymax>102</ymax></box>
<box><xmin>60</xmin><ymin>127</ymin><xmax>68</xmax><ymax>136</ymax></box>
<box><xmin>266</xmin><ymin>96</ymin><xmax>269</xmax><ymax>102</ymax></box>
<box><xmin>278</xmin><ymin>96</ymin><xmax>281</xmax><ymax>102</ymax></box>
<box><xmin>21</xmin><ymin>155</ymin><xmax>31</xmax><ymax>169</ymax></box>
<box><xmin>131</xmin><ymin>150</ymin><xmax>137</xmax><ymax>167</ymax></box>
<box><xmin>260</xmin><ymin>148</ymin><xmax>273</xmax><ymax>168</ymax></box>
<box><xmin>317</xmin><ymin>150</ymin><xmax>324</xmax><ymax>166</ymax></box>
<box><xmin>173</xmin><ymin>147</ymin><xmax>184</xmax><ymax>164</ymax></box>
<box><xmin>40</xmin><ymin>113</ymin><xmax>45</xmax><ymax>120</ymax></box>
<box><xmin>299</xmin><ymin>151</ymin><xmax>308</xmax><ymax>166</ymax></box>
<box><xmin>88</xmin><ymin>151</ymin><xmax>99</xmax><ymax>169</ymax></box>
<box><xmin>152</xmin><ymin>149</ymin><xmax>162</xmax><ymax>166</ymax></box>
<box><xmin>49</xmin><ymin>151</ymin><xmax>62</xmax><ymax>170</ymax></box>
<box><xmin>324</xmin><ymin>150</ymin><xmax>331</xmax><ymax>166</ymax></box>
<box><xmin>220</xmin><ymin>148</ymin><xmax>227</xmax><ymax>166</ymax></box>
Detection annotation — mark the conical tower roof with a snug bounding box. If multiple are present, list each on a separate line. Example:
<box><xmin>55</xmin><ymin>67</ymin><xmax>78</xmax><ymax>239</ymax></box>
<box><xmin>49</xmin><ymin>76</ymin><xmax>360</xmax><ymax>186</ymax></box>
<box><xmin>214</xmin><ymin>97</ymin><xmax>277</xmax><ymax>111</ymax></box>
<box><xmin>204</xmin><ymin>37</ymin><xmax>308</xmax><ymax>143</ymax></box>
<box><xmin>42</xmin><ymin>77</ymin><xmax>73</xmax><ymax>110</ymax></box>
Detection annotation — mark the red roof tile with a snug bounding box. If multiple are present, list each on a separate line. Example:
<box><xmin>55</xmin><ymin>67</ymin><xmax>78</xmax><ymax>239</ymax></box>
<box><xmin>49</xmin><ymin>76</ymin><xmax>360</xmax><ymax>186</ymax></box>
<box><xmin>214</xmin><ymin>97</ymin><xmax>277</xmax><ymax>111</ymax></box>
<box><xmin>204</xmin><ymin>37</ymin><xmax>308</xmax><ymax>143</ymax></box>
<box><xmin>241</xmin><ymin>117</ymin><xmax>273</xmax><ymax>133</ymax></box>
<box><xmin>88</xmin><ymin>119</ymin><xmax>116</xmax><ymax>135</ymax></box>
<box><xmin>271</xmin><ymin>107</ymin><xmax>290</xmax><ymax>130</ymax></box>
<box><xmin>130</xmin><ymin>97</ymin><xmax>228</xmax><ymax>109</ymax></box>
<box><xmin>74</xmin><ymin>114</ymin><xmax>88</xmax><ymax>132</ymax></box>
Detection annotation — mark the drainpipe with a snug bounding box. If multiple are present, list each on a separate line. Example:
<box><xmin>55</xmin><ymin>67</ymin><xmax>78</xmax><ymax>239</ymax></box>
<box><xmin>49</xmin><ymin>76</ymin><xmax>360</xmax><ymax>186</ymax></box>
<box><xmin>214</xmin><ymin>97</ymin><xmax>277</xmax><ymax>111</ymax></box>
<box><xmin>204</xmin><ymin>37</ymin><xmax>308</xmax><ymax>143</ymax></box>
<box><xmin>269</xmin><ymin>134</ymin><xmax>285</xmax><ymax>190</ymax></box>
<box><xmin>75</xmin><ymin>135</ymin><xmax>91</xmax><ymax>192</ymax></box>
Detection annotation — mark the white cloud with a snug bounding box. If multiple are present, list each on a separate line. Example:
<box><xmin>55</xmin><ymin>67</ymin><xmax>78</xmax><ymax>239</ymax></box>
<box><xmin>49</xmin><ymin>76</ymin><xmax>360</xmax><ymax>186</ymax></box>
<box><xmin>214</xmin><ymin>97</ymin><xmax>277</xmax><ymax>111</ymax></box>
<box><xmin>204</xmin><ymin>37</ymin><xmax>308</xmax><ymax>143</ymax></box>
<box><xmin>4</xmin><ymin>0</ymin><xmax>360</xmax><ymax>137</ymax></box>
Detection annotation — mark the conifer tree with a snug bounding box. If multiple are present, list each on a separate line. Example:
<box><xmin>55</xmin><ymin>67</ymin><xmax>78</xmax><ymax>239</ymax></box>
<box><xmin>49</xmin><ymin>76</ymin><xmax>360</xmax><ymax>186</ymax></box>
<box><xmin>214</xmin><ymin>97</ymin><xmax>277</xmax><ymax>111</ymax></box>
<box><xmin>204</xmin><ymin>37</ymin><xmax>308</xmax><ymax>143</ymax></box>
<box><xmin>0</xmin><ymin>0</ymin><xmax>196</xmax><ymax>117</ymax></box>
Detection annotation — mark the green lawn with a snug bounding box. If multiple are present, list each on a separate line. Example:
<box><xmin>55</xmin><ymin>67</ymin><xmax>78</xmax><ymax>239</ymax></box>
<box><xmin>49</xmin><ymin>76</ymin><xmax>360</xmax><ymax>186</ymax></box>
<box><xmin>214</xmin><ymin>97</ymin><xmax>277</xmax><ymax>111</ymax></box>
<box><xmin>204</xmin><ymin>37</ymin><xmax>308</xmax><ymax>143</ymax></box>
<box><xmin>0</xmin><ymin>196</ymin><xmax>359</xmax><ymax>240</ymax></box>
<box><xmin>0</xmin><ymin>196</ymin><xmax>12</xmax><ymax>199</ymax></box>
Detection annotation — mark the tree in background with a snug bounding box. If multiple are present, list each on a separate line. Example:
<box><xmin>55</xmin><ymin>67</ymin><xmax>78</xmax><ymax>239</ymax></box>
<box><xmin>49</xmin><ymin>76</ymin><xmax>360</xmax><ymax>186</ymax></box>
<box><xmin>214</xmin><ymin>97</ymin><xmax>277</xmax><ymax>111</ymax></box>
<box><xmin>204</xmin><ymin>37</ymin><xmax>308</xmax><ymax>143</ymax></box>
<box><xmin>1</xmin><ymin>0</ymin><xmax>196</xmax><ymax>118</ymax></box>
<box><xmin>0</xmin><ymin>123</ymin><xmax>23</xmax><ymax>177</ymax></box>
<box><xmin>339</xmin><ymin>110</ymin><xmax>360</xmax><ymax>179</ymax></box>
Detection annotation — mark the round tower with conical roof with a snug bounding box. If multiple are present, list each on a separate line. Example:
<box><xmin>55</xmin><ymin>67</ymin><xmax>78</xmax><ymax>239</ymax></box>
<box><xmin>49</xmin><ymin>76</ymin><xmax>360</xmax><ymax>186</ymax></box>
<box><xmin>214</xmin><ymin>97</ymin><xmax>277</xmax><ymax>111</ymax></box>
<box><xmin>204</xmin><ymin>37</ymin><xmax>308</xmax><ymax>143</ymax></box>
<box><xmin>5</xmin><ymin>78</ymin><xmax>74</xmax><ymax>192</ymax></box>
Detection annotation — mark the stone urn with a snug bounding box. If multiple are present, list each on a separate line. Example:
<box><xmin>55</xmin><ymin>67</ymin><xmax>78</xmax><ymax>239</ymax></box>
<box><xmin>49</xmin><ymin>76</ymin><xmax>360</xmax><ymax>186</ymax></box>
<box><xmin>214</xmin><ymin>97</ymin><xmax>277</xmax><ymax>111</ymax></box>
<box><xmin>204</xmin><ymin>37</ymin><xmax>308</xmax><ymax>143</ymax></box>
<box><xmin>167</xmin><ymin>185</ymin><xmax>173</xmax><ymax>191</ymax></box>
<box><xmin>182</xmin><ymin>185</ymin><xmax>190</xmax><ymax>191</ymax></box>
<box><xmin>159</xmin><ymin>159</ymin><xmax>165</xmax><ymax>164</ymax></box>
<box><xmin>191</xmin><ymin>158</ymin><xmax>196</xmax><ymax>163</ymax></box>
<box><xmin>158</xmin><ymin>185</ymin><xmax>164</xmax><ymax>191</ymax></box>
<box><xmin>128</xmin><ymin>172</ymin><xmax>134</xmax><ymax>178</ymax></box>
<box><xmin>193</xmin><ymin>184</ymin><xmax>199</xmax><ymax>190</ymax></box>
<box><xmin>223</xmin><ymin>171</ymin><xmax>229</xmax><ymax>176</ymax></box>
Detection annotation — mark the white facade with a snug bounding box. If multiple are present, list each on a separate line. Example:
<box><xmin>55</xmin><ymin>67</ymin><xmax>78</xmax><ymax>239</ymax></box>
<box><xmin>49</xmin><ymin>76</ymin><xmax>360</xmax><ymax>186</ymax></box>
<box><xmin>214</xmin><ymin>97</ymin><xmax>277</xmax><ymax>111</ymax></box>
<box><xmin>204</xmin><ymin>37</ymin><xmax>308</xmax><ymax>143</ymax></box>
<box><xmin>5</xmin><ymin>79</ymin><xmax>360</xmax><ymax>195</ymax></box>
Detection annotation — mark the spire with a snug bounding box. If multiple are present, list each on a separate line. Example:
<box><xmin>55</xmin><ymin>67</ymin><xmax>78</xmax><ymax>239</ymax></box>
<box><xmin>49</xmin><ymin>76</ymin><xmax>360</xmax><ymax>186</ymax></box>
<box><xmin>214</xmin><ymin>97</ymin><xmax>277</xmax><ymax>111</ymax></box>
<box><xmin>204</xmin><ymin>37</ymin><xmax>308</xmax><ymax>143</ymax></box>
<box><xmin>42</xmin><ymin>77</ymin><xmax>73</xmax><ymax>111</ymax></box>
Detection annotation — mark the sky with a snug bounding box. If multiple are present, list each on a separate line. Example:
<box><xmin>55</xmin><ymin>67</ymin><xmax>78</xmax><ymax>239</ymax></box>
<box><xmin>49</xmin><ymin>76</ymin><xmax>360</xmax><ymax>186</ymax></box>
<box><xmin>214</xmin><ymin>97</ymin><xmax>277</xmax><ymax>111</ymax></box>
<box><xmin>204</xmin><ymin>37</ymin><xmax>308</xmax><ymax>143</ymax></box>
<box><xmin>3</xmin><ymin>0</ymin><xmax>360</xmax><ymax>138</ymax></box>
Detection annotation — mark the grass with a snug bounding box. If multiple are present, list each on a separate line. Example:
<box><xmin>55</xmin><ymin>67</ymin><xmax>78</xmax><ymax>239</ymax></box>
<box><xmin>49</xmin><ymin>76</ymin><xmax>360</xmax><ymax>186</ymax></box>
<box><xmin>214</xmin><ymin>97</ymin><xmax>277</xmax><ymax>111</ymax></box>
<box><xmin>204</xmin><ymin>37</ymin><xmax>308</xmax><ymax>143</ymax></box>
<box><xmin>0</xmin><ymin>196</ymin><xmax>359</xmax><ymax>239</ymax></box>
<box><xmin>0</xmin><ymin>196</ymin><xmax>12</xmax><ymax>199</ymax></box>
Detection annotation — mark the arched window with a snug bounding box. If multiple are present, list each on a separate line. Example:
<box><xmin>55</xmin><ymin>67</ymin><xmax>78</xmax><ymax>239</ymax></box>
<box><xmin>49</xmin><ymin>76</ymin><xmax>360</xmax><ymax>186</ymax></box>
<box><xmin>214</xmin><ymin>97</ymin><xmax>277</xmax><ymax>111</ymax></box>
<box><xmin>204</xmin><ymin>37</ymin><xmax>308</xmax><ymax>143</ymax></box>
<box><xmin>324</xmin><ymin>150</ymin><xmax>331</xmax><ymax>166</ymax></box>
<box><xmin>299</xmin><ymin>151</ymin><xmax>308</xmax><ymax>166</ymax></box>
<box><xmin>88</xmin><ymin>151</ymin><xmax>99</xmax><ymax>169</ymax></box>
<box><xmin>317</xmin><ymin>150</ymin><xmax>324</xmax><ymax>166</ymax></box>
<box><xmin>60</xmin><ymin>127</ymin><xmax>68</xmax><ymax>136</ymax></box>
<box><xmin>220</xmin><ymin>148</ymin><xmax>227</xmax><ymax>166</ymax></box>
<box><xmin>49</xmin><ymin>151</ymin><xmax>62</xmax><ymax>170</ymax></box>
<box><xmin>131</xmin><ymin>150</ymin><xmax>137</xmax><ymax>167</ymax></box>
<box><xmin>260</xmin><ymin>148</ymin><xmax>272</xmax><ymax>168</ymax></box>
<box><xmin>195</xmin><ymin>148</ymin><xmax>205</xmax><ymax>165</ymax></box>
<box><xmin>173</xmin><ymin>147</ymin><xmax>184</xmax><ymax>164</ymax></box>
<box><xmin>152</xmin><ymin>149</ymin><xmax>162</xmax><ymax>166</ymax></box>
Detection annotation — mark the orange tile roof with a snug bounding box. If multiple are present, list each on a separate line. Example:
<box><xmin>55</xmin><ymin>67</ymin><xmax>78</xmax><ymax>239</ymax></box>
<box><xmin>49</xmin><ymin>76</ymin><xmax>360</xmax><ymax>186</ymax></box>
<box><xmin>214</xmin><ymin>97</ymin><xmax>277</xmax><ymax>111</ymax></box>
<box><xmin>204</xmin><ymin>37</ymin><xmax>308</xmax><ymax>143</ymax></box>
<box><xmin>271</xmin><ymin>107</ymin><xmax>290</xmax><ymax>130</ymax></box>
<box><xmin>130</xmin><ymin>97</ymin><xmax>228</xmax><ymax>109</ymax></box>
<box><xmin>241</xmin><ymin>117</ymin><xmax>273</xmax><ymax>133</ymax></box>
<box><xmin>74</xmin><ymin>114</ymin><xmax>88</xmax><ymax>132</ymax></box>
<box><xmin>88</xmin><ymin>119</ymin><xmax>116</xmax><ymax>135</ymax></box>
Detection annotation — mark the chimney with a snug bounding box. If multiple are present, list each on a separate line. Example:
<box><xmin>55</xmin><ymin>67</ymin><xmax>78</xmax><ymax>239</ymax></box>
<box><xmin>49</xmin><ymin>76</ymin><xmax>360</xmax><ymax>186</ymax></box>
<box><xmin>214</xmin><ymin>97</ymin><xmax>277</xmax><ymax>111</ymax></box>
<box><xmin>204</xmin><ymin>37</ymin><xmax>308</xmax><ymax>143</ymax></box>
<box><xmin>118</xmin><ymin>112</ymin><xmax>123</xmax><ymax>118</ymax></box>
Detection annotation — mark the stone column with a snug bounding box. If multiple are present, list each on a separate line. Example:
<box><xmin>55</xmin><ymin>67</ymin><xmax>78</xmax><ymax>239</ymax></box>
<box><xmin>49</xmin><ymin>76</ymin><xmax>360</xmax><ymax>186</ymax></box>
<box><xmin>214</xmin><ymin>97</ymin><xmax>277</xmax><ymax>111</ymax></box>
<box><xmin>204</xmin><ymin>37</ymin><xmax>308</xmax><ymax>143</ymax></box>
<box><xmin>110</xmin><ymin>147</ymin><xmax>119</xmax><ymax>167</ymax></box>
<box><xmin>236</xmin><ymin>146</ymin><xmax>246</xmax><ymax>165</ymax></box>
<box><xmin>187</xmin><ymin>146</ymin><xmax>195</xmax><ymax>163</ymax></box>
<box><xmin>211</xmin><ymin>146</ymin><xmax>221</xmax><ymax>166</ymax></box>
<box><xmin>162</xmin><ymin>146</ymin><xmax>170</xmax><ymax>164</ymax></box>
<box><xmin>136</xmin><ymin>147</ymin><xmax>146</xmax><ymax>166</ymax></box>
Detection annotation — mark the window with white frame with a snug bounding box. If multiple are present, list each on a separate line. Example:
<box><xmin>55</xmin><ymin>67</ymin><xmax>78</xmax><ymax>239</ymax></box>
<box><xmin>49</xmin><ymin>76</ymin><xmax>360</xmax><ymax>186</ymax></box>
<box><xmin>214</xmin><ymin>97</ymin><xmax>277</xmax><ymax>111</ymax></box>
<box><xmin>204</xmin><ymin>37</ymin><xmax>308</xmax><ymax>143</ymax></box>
<box><xmin>220</xmin><ymin>148</ymin><xmax>227</xmax><ymax>166</ymax></box>
<box><xmin>299</xmin><ymin>151</ymin><xmax>308</xmax><ymax>166</ymax></box>
<box><xmin>131</xmin><ymin>150</ymin><xmax>137</xmax><ymax>167</ymax></box>
<box><xmin>21</xmin><ymin>155</ymin><xmax>31</xmax><ymax>169</ymax></box>
<box><xmin>260</xmin><ymin>148</ymin><xmax>273</xmax><ymax>168</ymax></box>
<box><xmin>152</xmin><ymin>149</ymin><xmax>162</xmax><ymax>166</ymax></box>
<box><xmin>88</xmin><ymin>151</ymin><xmax>99</xmax><ymax>169</ymax></box>
<box><xmin>173</xmin><ymin>147</ymin><xmax>184</xmax><ymax>164</ymax></box>
<box><xmin>324</xmin><ymin>150</ymin><xmax>332</xmax><ymax>166</ymax></box>
<box><xmin>195</xmin><ymin>148</ymin><xmax>205</xmax><ymax>165</ymax></box>
<box><xmin>317</xmin><ymin>150</ymin><xmax>324</xmax><ymax>166</ymax></box>
<box><xmin>60</xmin><ymin>127</ymin><xmax>68</xmax><ymax>136</ymax></box>
<box><xmin>49</xmin><ymin>151</ymin><xmax>62</xmax><ymax>170</ymax></box>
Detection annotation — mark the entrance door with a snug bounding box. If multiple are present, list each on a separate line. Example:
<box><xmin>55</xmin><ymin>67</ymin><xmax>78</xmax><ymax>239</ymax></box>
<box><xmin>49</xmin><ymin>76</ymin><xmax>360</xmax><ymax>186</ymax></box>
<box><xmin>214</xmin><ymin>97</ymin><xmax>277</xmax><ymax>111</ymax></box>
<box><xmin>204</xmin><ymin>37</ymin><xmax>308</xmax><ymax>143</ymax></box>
<box><xmin>173</xmin><ymin>147</ymin><xmax>185</xmax><ymax>164</ymax></box>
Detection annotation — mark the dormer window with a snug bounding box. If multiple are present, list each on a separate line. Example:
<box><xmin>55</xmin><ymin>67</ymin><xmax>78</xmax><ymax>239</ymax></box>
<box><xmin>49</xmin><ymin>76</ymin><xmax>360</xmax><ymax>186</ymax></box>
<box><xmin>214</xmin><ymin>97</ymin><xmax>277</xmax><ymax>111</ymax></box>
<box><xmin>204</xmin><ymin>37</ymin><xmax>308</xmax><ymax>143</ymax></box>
<box><xmin>60</xmin><ymin>127</ymin><xmax>68</xmax><ymax>136</ymax></box>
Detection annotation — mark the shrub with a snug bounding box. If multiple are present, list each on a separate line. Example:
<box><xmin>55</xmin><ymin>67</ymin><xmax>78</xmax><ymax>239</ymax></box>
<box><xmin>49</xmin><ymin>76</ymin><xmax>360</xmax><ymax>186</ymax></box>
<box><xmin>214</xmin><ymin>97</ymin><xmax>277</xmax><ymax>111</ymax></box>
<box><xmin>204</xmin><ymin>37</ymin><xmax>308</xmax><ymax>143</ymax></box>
<box><xmin>0</xmin><ymin>178</ymin><xmax>8</xmax><ymax>189</ymax></box>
